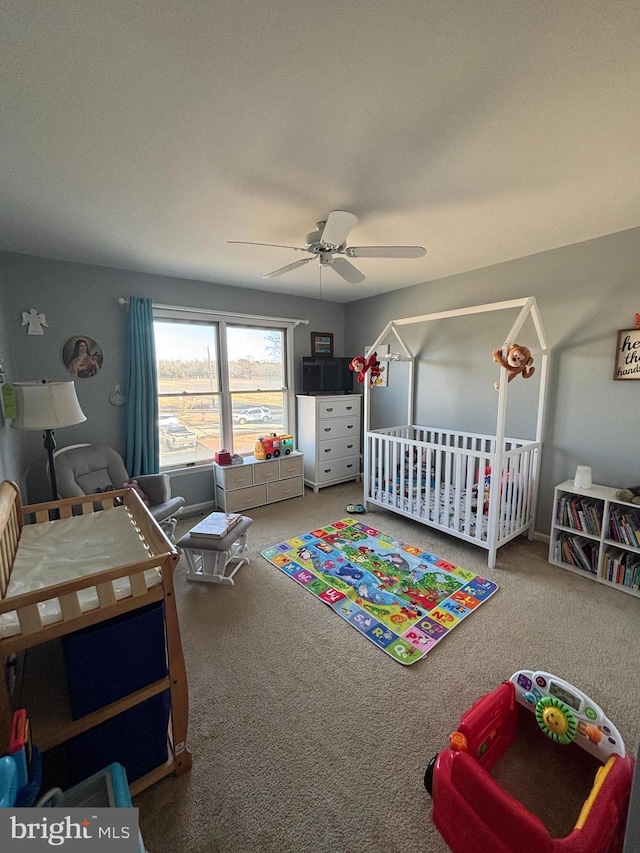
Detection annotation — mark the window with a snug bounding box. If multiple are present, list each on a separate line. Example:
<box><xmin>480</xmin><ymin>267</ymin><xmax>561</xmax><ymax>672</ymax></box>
<box><xmin>154</xmin><ymin>309</ymin><xmax>295</xmax><ymax>470</ymax></box>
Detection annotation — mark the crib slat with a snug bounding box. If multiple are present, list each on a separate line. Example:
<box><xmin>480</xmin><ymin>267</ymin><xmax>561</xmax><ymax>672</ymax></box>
<box><xmin>130</xmin><ymin>571</ymin><xmax>148</xmax><ymax>597</ymax></box>
<box><xmin>0</xmin><ymin>538</ymin><xmax>9</xmax><ymax>597</ymax></box>
<box><xmin>96</xmin><ymin>581</ymin><xmax>118</xmax><ymax>608</ymax></box>
<box><xmin>451</xmin><ymin>452</ymin><xmax>460</xmax><ymax>531</ymax></box>
<box><xmin>463</xmin><ymin>455</ymin><xmax>475</xmax><ymax>536</ymax></box>
<box><xmin>433</xmin><ymin>449</ymin><xmax>442</xmax><ymax>526</ymax></box>
<box><xmin>392</xmin><ymin>439</ymin><xmax>399</xmax><ymax>511</ymax></box>
<box><xmin>17</xmin><ymin>604</ymin><xmax>44</xmax><ymax>635</ymax></box>
<box><xmin>59</xmin><ymin>592</ymin><xmax>83</xmax><ymax>621</ymax></box>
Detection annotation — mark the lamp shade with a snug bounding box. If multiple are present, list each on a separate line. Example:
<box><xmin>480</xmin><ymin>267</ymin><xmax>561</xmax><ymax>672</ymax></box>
<box><xmin>11</xmin><ymin>381</ymin><xmax>87</xmax><ymax>430</ymax></box>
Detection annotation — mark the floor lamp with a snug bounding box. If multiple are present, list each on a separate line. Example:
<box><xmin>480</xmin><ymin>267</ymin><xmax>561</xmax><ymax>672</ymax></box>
<box><xmin>12</xmin><ymin>380</ymin><xmax>87</xmax><ymax>501</ymax></box>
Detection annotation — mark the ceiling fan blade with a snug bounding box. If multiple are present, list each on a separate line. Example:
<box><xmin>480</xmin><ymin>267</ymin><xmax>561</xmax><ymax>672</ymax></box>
<box><xmin>320</xmin><ymin>210</ymin><xmax>358</xmax><ymax>247</ymax></box>
<box><xmin>263</xmin><ymin>257</ymin><xmax>315</xmax><ymax>279</ymax></box>
<box><xmin>346</xmin><ymin>245</ymin><xmax>427</xmax><ymax>258</ymax></box>
<box><xmin>228</xmin><ymin>241</ymin><xmax>308</xmax><ymax>252</ymax></box>
<box><xmin>330</xmin><ymin>257</ymin><xmax>366</xmax><ymax>284</ymax></box>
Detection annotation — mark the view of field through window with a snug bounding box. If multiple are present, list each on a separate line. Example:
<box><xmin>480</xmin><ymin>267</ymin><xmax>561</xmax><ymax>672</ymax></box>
<box><xmin>154</xmin><ymin>321</ymin><xmax>287</xmax><ymax>466</ymax></box>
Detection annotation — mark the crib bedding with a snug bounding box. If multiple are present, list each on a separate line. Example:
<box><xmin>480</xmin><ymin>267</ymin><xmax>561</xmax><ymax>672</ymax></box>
<box><xmin>1</xmin><ymin>505</ymin><xmax>161</xmax><ymax>638</ymax></box>
<box><xmin>374</xmin><ymin>484</ymin><xmax>490</xmax><ymax>539</ymax></box>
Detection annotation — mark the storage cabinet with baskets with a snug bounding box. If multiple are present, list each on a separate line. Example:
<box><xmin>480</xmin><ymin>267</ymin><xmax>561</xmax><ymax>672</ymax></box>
<box><xmin>213</xmin><ymin>452</ymin><xmax>304</xmax><ymax>512</ymax></box>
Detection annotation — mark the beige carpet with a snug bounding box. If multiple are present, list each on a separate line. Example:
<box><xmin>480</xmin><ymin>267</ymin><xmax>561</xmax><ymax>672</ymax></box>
<box><xmin>135</xmin><ymin>483</ymin><xmax>640</xmax><ymax>853</ymax></box>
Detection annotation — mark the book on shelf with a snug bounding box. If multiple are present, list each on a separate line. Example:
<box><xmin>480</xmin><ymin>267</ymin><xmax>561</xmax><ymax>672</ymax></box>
<box><xmin>608</xmin><ymin>507</ymin><xmax>640</xmax><ymax>548</ymax></box>
<box><xmin>189</xmin><ymin>512</ymin><xmax>242</xmax><ymax>539</ymax></box>
<box><xmin>556</xmin><ymin>495</ymin><xmax>602</xmax><ymax>535</ymax></box>
<box><xmin>556</xmin><ymin>532</ymin><xmax>597</xmax><ymax>574</ymax></box>
<box><xmin>601</xmin><ymin>548</ymin><xmax>640</xmax><ymax>588</ymax></box>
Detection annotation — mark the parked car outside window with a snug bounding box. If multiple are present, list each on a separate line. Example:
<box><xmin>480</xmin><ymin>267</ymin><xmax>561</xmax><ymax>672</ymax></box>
<box><xmin>163</xmin><ymin>423</ymin><xmax>197</xmax><ymax>448</ymax></box>
<box><xmin>232</xmin><ymin>406</ymin><xmax>272</xmax><ymax>424</ymax></box>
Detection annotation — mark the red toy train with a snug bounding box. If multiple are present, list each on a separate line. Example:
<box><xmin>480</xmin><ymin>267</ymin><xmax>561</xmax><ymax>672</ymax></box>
<box><xmin>255</xmin><ymin>434</ymin><xmax>294</xmax><ymax>460</ymax></box>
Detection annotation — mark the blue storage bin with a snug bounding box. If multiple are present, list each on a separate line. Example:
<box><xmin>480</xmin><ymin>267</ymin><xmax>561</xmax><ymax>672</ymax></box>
<box><xmin>38</xmin><ymin>763</ymin><xmax>147</xmax><ymax>852</ymax></box>
<box><xmin>62</xmin><ymin>602</ymin><xmax>168</xmax><ymax>719</ymax></box>
<box><xmin>59</xmin><ymin>762</ymin><xmax>133</xmax><ymax>808</ymax></box>
<box><xmin>67</xmin><ymin>691</ymin><xmax>171</xmax><ymax>785</ymax></box>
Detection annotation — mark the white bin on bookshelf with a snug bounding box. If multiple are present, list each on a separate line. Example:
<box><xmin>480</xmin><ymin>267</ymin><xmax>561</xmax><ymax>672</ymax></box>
<box><xmin>549</xmin><ymin>480</ymin><xmax>640</xmax><ymax>598</ymax></box>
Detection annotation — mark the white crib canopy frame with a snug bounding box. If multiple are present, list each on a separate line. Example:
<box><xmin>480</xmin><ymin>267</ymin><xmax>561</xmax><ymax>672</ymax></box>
<box><xmin>363</xmin><ymin>297</ymin><xmax>550</xmax><ymax>564</ymax></box>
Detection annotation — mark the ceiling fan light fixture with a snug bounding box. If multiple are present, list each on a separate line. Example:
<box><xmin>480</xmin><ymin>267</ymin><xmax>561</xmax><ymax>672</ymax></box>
<box><xmin>230</xmin><ymin>209</ymin><xmax>427</xmax><ymax>286</ymax></box>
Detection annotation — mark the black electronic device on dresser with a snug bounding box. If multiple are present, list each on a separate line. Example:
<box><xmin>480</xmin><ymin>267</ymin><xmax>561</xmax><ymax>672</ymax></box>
<box><xmin>302</xmin><ymin>356</ymin><xmax>354</xmax><ymax>394</ymax></box>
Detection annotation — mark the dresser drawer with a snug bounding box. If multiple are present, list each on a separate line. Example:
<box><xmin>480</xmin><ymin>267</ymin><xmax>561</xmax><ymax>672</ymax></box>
<box><xmin>267</xmin><ymin>476</ymin><xmax>304</xmax><ymax>503</ymax></box>
<box><xmin>253</xmin><ymin>460</ymin><xmax>279</xmax><ymax>484</ymax></box>
<box><xmin>317</xmin><ymin>417</ymin><xmax>359</xmax><ymax>440</ymax></box>
<box><xmin>216</xmin><ymin>464</ymin><xmax>254</xmax><ymax>489</ymax></box>
<box><xmin>218</xmin><ymin>483</ymin><xmax>267</xmax><ymax>512</ymax></box>
<box><xmin>317</xmin><ymin>435</ymin><xmax>359</xmax><ymax>461</ymax></box>
<box><xmin>317</xmin><ymin>398</ymin><xmax>360</xmax><ymax>419</ymax></box>
<box><xmin>279</xmin><ymin>454</ymin><xmax>303</xmax><ymax>479</ymax></box>
<box><xmin>317</xmin><ymin>456</ymin><xmax>359</xmax><ymax>484</ymax></box>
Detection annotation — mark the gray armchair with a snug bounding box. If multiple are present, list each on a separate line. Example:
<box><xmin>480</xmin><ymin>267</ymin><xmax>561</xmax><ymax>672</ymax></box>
<box><xmin>54</xmin><ymin>444</ymin><xmax>185</xmax><ymax>540</ymax></box>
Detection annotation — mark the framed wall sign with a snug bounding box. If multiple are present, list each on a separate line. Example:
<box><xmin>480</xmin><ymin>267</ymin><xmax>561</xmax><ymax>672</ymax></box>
<box><xmin>311</xmin><ymin>332</ymin><xmax>334</xmax><ymax>357</ymax></box>
<box><xmin>613</xmin><ymin>328</ymin><xmax>640</xmax><ymax>380</ymax></box>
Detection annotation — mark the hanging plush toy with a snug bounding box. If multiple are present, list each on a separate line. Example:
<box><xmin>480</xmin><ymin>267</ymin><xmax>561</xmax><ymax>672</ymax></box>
<box><xmin>492</xmin><ymin>344</ymin><xmax>535</xmax><ymax>390</ymax></box>
<box><xmin>349</xmin><ymin>352</ymin><xmax>384</xmax><ymax>384</ymax></box>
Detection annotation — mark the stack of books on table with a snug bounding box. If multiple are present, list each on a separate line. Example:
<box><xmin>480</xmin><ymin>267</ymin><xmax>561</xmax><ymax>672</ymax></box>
<box><xmin>189</xmin><ymin>512</ymin><xmax>242</xmax><ymax>540</ymax></box>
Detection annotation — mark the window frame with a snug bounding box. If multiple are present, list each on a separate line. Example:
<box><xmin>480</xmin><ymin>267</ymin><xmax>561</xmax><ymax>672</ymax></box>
<box><xmin>153</xmin><ymin>305</ymin><xmax>297</xmax><ymax>472</ymax></box>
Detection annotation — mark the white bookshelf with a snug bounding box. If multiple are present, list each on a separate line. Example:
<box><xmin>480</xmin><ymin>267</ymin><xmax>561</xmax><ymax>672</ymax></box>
<box><xmin>549</xmin><ymin>480</ymin><xmax>640</xmax><ymax>599</ymax></box>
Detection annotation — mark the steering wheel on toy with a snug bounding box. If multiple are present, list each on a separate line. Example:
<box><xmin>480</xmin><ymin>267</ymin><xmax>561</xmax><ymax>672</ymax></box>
<box><xmin>535</xmin><ymin>696</ymin><xmax>578</xmax><ymax>744</ymax></box>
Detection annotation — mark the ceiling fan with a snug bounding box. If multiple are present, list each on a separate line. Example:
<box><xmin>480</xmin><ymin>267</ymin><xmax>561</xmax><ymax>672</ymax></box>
<box><xmin>228</xmin><ymin>210</ymin><xmax>427</xmax><ymax>284</ymax></box>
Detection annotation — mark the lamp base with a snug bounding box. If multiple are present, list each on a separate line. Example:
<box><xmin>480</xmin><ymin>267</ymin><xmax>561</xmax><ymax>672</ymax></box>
<box><xmin>43</xmin><ymin>429</ymin><xmax>58</xmax><ymax>502</ymax></box>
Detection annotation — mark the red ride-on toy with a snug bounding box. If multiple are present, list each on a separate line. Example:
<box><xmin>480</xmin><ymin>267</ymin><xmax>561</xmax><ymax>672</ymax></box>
<box><xmin>424</xmin><ymin>670</ymin><xmax>635</xmax><ymax>853</ymax></box>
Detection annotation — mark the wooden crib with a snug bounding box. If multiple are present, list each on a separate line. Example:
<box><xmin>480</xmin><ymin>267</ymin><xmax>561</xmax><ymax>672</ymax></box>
<box><xmin>0</xmin><ymin>480</ymin><xmax>191</xmax><ymax>795</ymax></box>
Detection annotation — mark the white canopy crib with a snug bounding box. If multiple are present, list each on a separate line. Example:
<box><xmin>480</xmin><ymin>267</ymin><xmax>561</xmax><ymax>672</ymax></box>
<box><xmin>362</xmin><ymin>297</ymin><xmax>549</xmax><ymax>569</ymax></box>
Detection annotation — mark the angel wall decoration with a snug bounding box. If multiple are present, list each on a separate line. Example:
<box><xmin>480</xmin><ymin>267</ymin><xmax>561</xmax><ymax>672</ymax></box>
<box><xmin>21</xmin><ymin>308</ymin><xmax>48</xmax><ymax>335</ymax></box>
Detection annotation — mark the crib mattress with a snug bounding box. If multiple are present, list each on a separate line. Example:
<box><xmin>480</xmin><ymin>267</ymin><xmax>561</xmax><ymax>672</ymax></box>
<box><xmin>1</xmin><ymin>505</ymin><xmax>162</xmax><ymax>638</ymax></box>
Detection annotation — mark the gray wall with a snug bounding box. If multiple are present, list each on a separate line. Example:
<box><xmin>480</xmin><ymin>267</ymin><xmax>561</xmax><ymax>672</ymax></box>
<box><xmin>345</xmin><ymin>226</ymin><xmax>640</xmax><ymax>535</ymax></box>
<box><xmin>0</xmin><ymin>252</ymin><xmax>346</xmax><ymax>503</ymax></box>
<box><xmin>3</xmin><ymin>225</ymin><xmax>639</xmax><ymax>527</ymax></box>
<box><xmin>0</xmin><ymin>273</ymin><xmax>27</xmax><ymax>491</ymax></box>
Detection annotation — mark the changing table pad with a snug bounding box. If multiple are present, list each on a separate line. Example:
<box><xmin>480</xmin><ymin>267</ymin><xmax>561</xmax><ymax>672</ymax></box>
<box><xmin>1</xmin><ymin>505</ymin><xmax>162</xmax><ymax>638</ymax></box>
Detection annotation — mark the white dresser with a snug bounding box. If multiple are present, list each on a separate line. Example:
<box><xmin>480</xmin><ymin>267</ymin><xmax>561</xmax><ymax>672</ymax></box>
<box><xmin>296</xmin><ymin>394</ymin><xmax>362</xmax><ymax>493</ymax></box>
<box><xmin>214</xmin><ymin>451</ymin><xmax>304</xmax><ymax>512</ymax></box>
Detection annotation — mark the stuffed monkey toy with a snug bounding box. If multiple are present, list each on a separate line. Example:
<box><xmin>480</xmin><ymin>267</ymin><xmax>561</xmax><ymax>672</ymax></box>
<box><xmin>349</xmin><ymin>352</ymin><xmax>383</xmax><ymax>384</ymax></box>
<box><xmin>493</xmin><ymin>344</ymin><xmax>535</xmax><ymax>390</ymax></box>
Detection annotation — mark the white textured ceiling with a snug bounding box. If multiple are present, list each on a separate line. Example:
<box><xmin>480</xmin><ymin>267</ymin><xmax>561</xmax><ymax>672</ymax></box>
<box><xmin>2</xmin><ymin>1</ymin><xmax>639</xmax><ymax>303</ymax></box>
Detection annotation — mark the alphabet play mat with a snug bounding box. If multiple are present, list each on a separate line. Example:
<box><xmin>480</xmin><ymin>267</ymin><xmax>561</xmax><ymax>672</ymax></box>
<box><xmin>261</xmin><ymin>518</ymin><xmax>498</xmax><ymax>665</ymax></box>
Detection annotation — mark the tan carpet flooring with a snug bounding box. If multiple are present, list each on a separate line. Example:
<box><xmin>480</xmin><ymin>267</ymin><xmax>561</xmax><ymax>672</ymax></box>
<box><xmin>135</xmin><ymin>483</ymin><xmax>640</xmax><ymax>853</ymax></box>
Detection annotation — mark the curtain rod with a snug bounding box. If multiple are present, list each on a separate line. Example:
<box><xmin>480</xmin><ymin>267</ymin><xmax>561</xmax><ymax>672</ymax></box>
<box><xmin>118</xmin><ymin>298</ymin><xmax>309</xmax><ymax>327</ymax></box>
